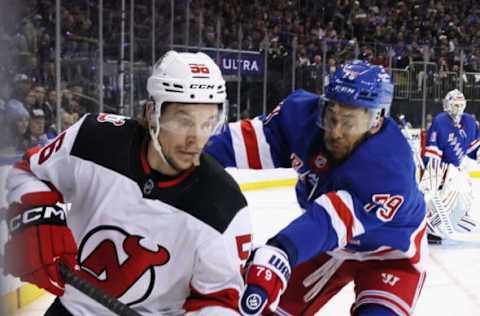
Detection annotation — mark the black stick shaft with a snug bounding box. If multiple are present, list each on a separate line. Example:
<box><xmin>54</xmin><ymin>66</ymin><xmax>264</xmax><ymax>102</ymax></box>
<box><xmin>58</xmin><ymin>262</ymin><xmax>141</xmax><ymax>316</ymax></box>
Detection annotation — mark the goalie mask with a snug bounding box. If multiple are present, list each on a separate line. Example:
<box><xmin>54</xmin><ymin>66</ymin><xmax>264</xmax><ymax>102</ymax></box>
<box><xmin>320</xmin><ymin>60</ymin><xmax>393</xmax><ymax>135</ymax></box>
<box><xmin>443</xmin><ymin>89</ymin><xmax>466</xmax><ymax>125</ymax></box>
<box><xmin>146</xmin><ymin>50</ymin><xmax>226</xmax><ymax>164</ymax></box>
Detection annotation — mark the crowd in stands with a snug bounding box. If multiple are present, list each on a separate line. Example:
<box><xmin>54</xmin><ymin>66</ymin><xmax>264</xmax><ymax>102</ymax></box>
<box><xmin>2</xmin><ymin>0</ymin><xmax>480</xmax><ymax>153</ymax></box>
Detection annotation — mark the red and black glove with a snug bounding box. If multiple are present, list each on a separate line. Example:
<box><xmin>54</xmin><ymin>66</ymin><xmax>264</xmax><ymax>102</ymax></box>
<box><xmin>4</xmin><ymin>191</ymin><xmax>78</xmax><ymax>296</ymax></box>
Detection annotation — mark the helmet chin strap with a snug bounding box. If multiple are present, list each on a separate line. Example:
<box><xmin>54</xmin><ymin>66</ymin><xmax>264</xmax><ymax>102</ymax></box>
<box><xmin>149</xmin><ymin>124</ymin><xmax>169</xmax><ymax>165</ymax></box>
<box><xmin>148</xmin><ymin>102</ymin><xmax>177</xmax><ymax>171</ymax></box>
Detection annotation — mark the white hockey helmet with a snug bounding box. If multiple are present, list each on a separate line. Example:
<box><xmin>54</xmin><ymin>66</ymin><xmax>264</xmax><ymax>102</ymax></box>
<box><xmin>146</xmin><ymin>50</ymin><xmax>226</xmax><ymax>162</ymax></box>
<box><xmin>147</xmin><ymin>50</ymin><xmax>226</xmax><ymax>108</ymax></box>
<box><xmin>443</xmin><ymin>89</ymin><xmax>466</xmax><ymax>125</ymax></box>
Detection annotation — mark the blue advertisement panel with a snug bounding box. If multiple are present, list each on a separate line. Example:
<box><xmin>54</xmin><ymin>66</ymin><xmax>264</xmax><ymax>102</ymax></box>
<box><xmin>207</xmin><ymin>52</ymin><xmax>264</xmax><ymax>75</ymax></box>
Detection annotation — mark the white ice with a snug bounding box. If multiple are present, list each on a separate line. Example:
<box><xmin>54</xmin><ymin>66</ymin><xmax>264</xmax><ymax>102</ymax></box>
<box><xmin>11</xmin><ymin>182</ymin><xmax>480</xmax><ymax>316</ymax></box>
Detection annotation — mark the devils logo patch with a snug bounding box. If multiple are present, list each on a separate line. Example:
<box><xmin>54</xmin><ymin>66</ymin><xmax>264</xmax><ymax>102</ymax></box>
<box><xmin>77</xmin><ymin>225</ymin><xmax>170</xmax><ymax>305</ymax></box>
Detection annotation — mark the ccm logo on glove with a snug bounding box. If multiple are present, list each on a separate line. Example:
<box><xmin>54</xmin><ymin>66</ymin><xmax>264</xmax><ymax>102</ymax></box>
<box><xmin>9</xmin><ymin>205</ymin><xmax>66</xmax><ymax>233</ymax></box>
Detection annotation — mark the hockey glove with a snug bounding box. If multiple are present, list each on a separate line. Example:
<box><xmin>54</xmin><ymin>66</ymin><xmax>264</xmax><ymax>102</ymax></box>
<box><xmin>239</xmin><ymin>245</ymin><xmax>291</xmax><ymax>316</ymax></box>
<box><xmin>4</xmin><ymin>191</ymin><xmax>78</xmax><ymax>296</ymax></box>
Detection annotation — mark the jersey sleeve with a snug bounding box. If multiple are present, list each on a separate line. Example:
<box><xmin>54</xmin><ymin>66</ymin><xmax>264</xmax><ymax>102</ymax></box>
<box><xmin>466</xmin><ymin>121</ymin><xmax>480</xmax><ymax>160</ymax></box>
<box><xmin>6</xmin><ymin>115</ymin><xmax>88</xmax><ymax>205</ymax></box>
<box><xmin>184</xmin><ymin>207</ymin><xmax>252</xmax><ymax>315</ymax></box>
<box><xmin>272</xmin><ymin>189</ymin><xmax>405</xmax><ymax>267</ymax></box>
<box><xmin>205</xmin><ymin>90</ymin><xmax>320</xmax><ymax>169</ymax></box>
<box><xmin>205</xmin><ymin>111</ymin><xmax>289</xmax><ymax>169</ymax></box>
<box><xmin>423</xmin><ymin>118</ymin><xmax>443</xmax><ymax>166</ymax></box>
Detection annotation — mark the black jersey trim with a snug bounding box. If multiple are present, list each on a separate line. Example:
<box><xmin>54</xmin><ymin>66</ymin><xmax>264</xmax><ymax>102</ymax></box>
<box><xmin>70</xmin><ymin>114</ymin><xmax>247</xmax><ymax>233</ymax></box>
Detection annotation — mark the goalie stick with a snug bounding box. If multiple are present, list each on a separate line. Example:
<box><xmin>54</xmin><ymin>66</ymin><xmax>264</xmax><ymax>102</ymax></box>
<box><xmin>59</xmin><ymin>262</ymin><xmax>142</xmax><ymax>316</ymax></box>
<box><xmin>400</xmin><ymin>119</ymin><xmax>425</xmax><ymax>171</ymax></box>
<box><xmin>400</xmin><ymin>121</ymin><xmax>458</xmax><ymax>239</ymax></box>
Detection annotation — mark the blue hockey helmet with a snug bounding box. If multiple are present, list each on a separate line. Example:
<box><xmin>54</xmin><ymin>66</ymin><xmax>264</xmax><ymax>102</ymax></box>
<box><xmin>324</xmin><ymin>60</ymin><xmax>393</xmax><ymax>129</ymax></box>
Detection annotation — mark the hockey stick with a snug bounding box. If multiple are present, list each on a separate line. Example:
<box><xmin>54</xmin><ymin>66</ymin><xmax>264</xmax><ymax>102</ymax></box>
<box><xmin>58</xmin><ymin>262</ymin><xmax>141</xmax><ymax>316</ymax></box>
<box><xmin>400</xmin><ymin>120</ymin><xmax>425</xmax><ymax>171</ymax></box>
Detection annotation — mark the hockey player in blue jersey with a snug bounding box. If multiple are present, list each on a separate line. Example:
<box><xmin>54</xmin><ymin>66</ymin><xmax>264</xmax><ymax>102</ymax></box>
<box><xmin>421</xmin><ymin>89</ymin><xmax>480</xmax><ymax>244</ymax></box>
<box><xmin>205</xmin><ymin>60</ymin><xmax>427</xmax><ymax>316</ymax></box>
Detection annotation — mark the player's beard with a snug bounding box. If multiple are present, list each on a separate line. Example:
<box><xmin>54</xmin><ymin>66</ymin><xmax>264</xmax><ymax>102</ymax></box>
<box><xmin>325</xmin><ymin>131</ymin><xmax>370</xmax><ymax>165</ymax></box>
<box><xmin>164</xmin><ymin>150</ymin><xmax>200</xmax><ymax>173</ymax></box>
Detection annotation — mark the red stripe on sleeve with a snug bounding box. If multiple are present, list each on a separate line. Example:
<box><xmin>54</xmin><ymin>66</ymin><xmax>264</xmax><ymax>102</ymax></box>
<box><xmin>21</xmin><ymin>189</ymin><xmax>64</xmax><ymax>206</ymax></box>
<box><xmin>469</xmin><ymin>138</ymin><xmax>480</xmax><ymax>149</ymax></box>
<box><xmin>13</xmin><ymin>160</ymin><xmax>31</xmax><ymax>173</ymax></box>
<box><xmin>240</xmin><ymin>120</ymin><xmax>262</xmax><ymax>169</ymax></box>
<box><xmin>325</xmin><ymin>192</ymin><xmax>354</xmax><ymax>242</ymax></box>
<box><xmin>13</xmin><ymin>145</ymin><xmax>43</xmax><ymax>173</ymax></box>
<box><xmin>183</xmin><ymin>284</ymin><xmax>240</xmax><ymax>313</ymax></box>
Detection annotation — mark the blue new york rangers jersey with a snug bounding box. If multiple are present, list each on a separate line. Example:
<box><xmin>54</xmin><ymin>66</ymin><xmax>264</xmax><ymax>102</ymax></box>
<box><xmin>424</xmin><ymin>112</ymin><xmax>480</xmax><ymax>167</ymax></box>
<box><xmin>206</xmin><ymin>89</ymin><xmax>427</xmax><ymax>269</ymax></box>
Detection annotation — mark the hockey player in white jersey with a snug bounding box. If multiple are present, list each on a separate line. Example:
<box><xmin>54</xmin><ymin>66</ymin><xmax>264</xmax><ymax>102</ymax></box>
<box><xmin>3</xmin><ymin>50</ymin><xmax>253</xmax><ymax>315</ymax></box>
<box><xmin>421</xmin><ymin>89</ymin><xmax>480</xmax><ymax>243</ymax></box>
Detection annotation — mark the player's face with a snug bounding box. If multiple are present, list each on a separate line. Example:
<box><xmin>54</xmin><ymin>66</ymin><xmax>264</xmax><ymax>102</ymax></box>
<box><xmin>322</xmin><ymin>102</ymin><xmax>372</xmax><ymax>162</ymax></box>
<box><xmin>449</xmin><ymin>101</ymin><xmax>466</xmax><ymax>117</ymax></box>
<box><xmin>156</xmin><ymin>103</ymin><xmax>219</xmax><ymax>173</ymax></box>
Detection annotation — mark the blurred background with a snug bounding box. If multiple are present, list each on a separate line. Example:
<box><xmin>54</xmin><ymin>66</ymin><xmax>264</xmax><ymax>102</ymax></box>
<box><xmin>2</xmin><ymin>1</ymin><xmax>480</xmax><ymax>314</ymax></box>
<box><xmin>1</xmin><ymin>0</ymin><xmax>480</xmax><ymax>158</ymax></box>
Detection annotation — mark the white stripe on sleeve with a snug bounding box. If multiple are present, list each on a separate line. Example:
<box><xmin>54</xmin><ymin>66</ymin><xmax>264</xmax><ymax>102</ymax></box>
<box><xmin>229</xmin><ymin>121</ymin><xmax>249</xmax><ymax>168</ymax></box>
<box><xmin>251</xmin><ymin>117</ymin><xmax>275</xmax><ymax>168</ymax></box>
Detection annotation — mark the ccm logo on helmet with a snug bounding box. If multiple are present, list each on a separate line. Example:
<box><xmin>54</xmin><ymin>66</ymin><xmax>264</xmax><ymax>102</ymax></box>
<box><xmin>190</xmin><ymin>84</ymin><xmax>215</xmax><ymax>89</ymax></box>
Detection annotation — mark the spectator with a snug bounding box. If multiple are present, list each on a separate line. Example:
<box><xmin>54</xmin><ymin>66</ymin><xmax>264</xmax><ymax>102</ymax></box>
<box><xmin>394</xmin><ymin>40</ymin><xmax>408</xmax><ymax>68</ymax></box>
<box><xmin>62</xmin><ymin>88</ymin><xmax>83</xmax><ymax>117</ymax></box>
<box><xmin>373</xmin><ymin>54</ymin><xmax>388</xmax><ymax>67</ymax></box>
<box><xmin>426</xmin><ymin>112</ymin><xmax>433</xmax><ymax>130</ymax></box>
<box><xmin>60</xmin><ymin>110</ymin><xmax>77</xmax><ymax>131</ymax></box>
<box><xmin>32</xmin><ymin>84</ymin><xmax>47</xmax><ymax>108</ymax></box>
<box><xmin>44</xmin><ymin>89</ymin><xmax>58</xmax><ymax>133</ymax></box>
<box><xmin>4</xmin><ymin>99</ymin><xmax>30</xmax><ymax>152</ymax></box>
<box><xmin>465</xmin><ymin>59</ymin><xmax>480</xmax><ymax>73</ymax></box>
<box><xmin>297</xmin><ymin>46</ymin><xmax>311</xmax><ymax>67</ymax></box>
<box><xmin>25</xmin><ymin>108</ymin><xmax>56</xmax><ymax>148</ymax></box>
<box><xmin>438</xmin><ymin>56</ymin><xmax>450</xmax><ymax>91</ymax></box>
<box><xmin>21</xmin><ymin>54</ymin><xmax>42</xmax><ymax>84</ymax></box>
<box><xmin>40</xmin><ymin>61</ymin><xmax>56</xmax><ymax>89</ymax></box>
<box><xmin>326</xmin><ymin>57</ymin><xmax>337</xmax><ymax>78</ymax></box>
<box><xmin>308</xmin><ymin>54</ymin><xmax>324</xmax><ymax>93</ymax></box>
<box><xmin>9</xmin><ymin>73</ymin><xmax>32</xmax><ymax>105</ymax></box>
<box><xmin>70</xmin><ymin>83</ymin><xmax>92</xmax><ymax>113</ymax></box>
<box><xmin>23</xmin><ymin>89</ymin><xmax>37</xmax><ymax>110</ymax></box>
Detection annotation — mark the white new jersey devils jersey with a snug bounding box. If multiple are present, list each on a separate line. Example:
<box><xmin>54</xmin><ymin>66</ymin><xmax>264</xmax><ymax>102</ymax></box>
<box><xmin>8</xmin><ymin>113</ymin><xmax>253</xmax><ymax>315</ymax></box>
